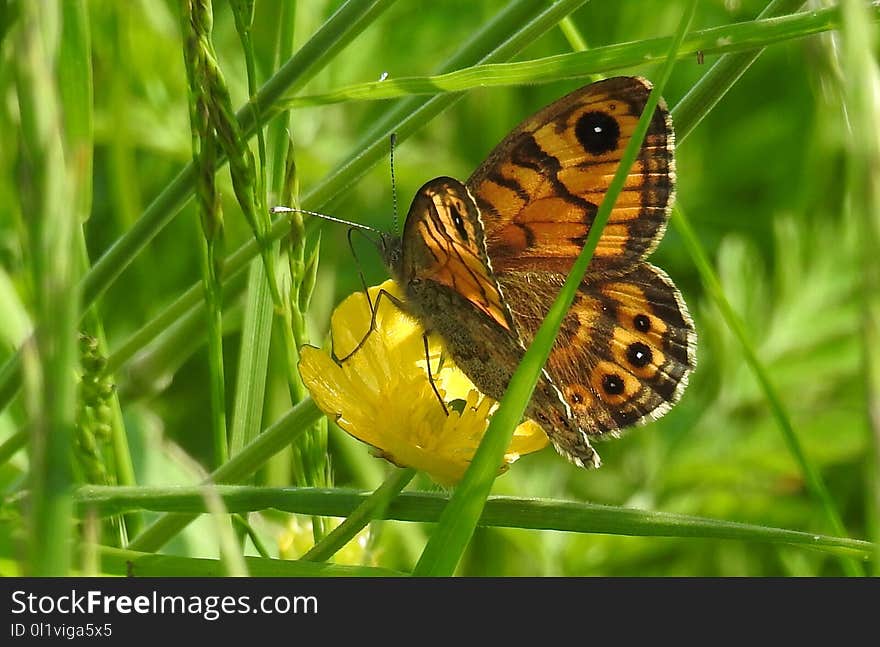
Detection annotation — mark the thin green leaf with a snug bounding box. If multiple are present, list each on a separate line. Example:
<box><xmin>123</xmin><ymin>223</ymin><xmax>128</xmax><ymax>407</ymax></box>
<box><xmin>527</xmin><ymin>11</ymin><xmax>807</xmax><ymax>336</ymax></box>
<box><xmin>283</xmin><ymin>4</ymin><xmax>872</xmax><ymax>109</ymax></box>
<box><xmin>16</xmin><ymin>1</ymin><xmax>79</xmax><ymax>575</ymax></box>
<box><xmin>839</xmin><ymin>0</ymin><xmax>880</xmax><ymax>572</ymax></box>
<box><xmin>127</xmin><ymin>397</ymin><xmax>322</xmax><ymax>552</ymax></box>
<box><xmin>303</xmin><ymin>468</ymin><xmax>416</xmax><ymax>562</ymax></box>
<box><xmin>98</xmin><ymin>545</ymin><xmax>404</xmax><ymax>577</ymax></box>
<box><xmin>75</xmin><ymin>486</ymin><xmax>876</xmax><ymax>561</ymax></box>
<box><xmin>228</xmin><ymin>261</ymin><xmax>274</xmax><ymax>458</ymax></box>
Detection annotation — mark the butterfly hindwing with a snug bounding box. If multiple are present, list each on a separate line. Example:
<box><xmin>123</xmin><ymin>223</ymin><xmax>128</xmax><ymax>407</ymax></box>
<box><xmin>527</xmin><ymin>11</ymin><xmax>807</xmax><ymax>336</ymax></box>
<box><xmin>467</xmin><ymin>76</ymin><xmax>674</xmax><ymax>275</ymax></box>
<box><xmin>497</xmin><ymin>263</ymin><xmax>696</xmax><ymax>436</ymax></box>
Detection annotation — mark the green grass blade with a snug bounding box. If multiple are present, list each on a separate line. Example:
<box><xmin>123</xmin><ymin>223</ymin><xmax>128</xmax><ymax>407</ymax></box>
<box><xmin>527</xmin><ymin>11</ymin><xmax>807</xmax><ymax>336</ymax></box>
<box><xmin>839</xmin><ymin>0</ymin><xmax>880</xmax><ymax>573</ymax></box>
<box><xmin>59</xmin><ymin>0</ymin><xmax>92</xmax><ymax>215</ymax></box>
<box><xmin>127</xmin><ymin>397</ymin><xmax>322</xmax><ymax>552</ymax></box>
<box><xmin>75</xmin><ymin>486</ymin><xmax>875</xmax><ymax>562</ymax></box>
<box><xmin>413</xmin><ymin>0</ymin><xmax>698</xmax><ymax>577</ymax></box>
<box><xmin>283</xmin><ymin>4</ymin><xmax>870</xmax><ymax>108</ymax></box>
<box><xmin>98</xmin><ymin>545</ymin><xmax>404</xmax><ymax>577</ymax></box>
<box><xmin>17</xmin><ymin>1</ymin><xmax>80</xmax><ymax>575</ymax></box>
<box><xmin>0</xmin><ymin>0</ymin><xmax>396</xmax><ymax>415</ymax></box>
<box><xmin>228</xmin><ymin>261</ymin><xmax>274</xmax><ymax>458</ymax></box>
<box><xmin>303</xmin><ymin>467</ymin><xmax>416</xmax><ymax>562</ymax></box>
<box><xmin>558</xmin><ymin>15</ymin><xmax>588</xmax><ymax>53</ymax></box>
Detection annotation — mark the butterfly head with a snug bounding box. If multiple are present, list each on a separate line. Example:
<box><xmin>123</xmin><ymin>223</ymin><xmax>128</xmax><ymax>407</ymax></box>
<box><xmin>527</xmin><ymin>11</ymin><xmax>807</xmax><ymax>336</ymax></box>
<box><xmin>378</xmin><ymin>231</ymin><xmax>404</xmax><ymax>279</ymax></box>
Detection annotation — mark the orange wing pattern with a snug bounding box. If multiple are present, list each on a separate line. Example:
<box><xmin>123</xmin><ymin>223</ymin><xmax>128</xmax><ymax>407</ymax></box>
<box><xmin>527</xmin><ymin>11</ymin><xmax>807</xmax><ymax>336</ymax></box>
<box><xmin>467</xmin><ymin>77</ymin><xmax>674</xmax><ymax>275</ymax></box>
<box><xmin>498</xmin><ymin>263</ymin><xmax>696</xmax><ymax>436</ymax></box>
<box><xmin>397</xmin><ymin>177</ymin><xmax>514</xmax><ymax>332</ymax></box>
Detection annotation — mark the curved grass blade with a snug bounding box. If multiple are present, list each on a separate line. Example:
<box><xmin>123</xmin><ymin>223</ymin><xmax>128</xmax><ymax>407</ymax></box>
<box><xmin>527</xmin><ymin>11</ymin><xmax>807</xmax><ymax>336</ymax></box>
<box><xmin>17</xmin><ymin>1</ymin><xmax>80</xmax><ymax>575</ymax></box>
<box><xmin>302</xmin><ymin>467</ymin><xmax>416</xmax><ymax>563</ymax></box>
<box><xmin>127</xmin><ymin>397</ymin><xmax>323</xmax><ymax>552</ymax></box>
<box><xmin>283</xmin><ymin>4</ymin><xmax>872</xmax><ymax>109</ymax></box>
<box><xmin>98</xmin><ymin>545</ymin><xmax>404</xmax><ymax>577</ymax></box>
<box><xmin>74</xmin><ymin>486</ymin><xmax>876</xmax><ymax>562</ymax></box>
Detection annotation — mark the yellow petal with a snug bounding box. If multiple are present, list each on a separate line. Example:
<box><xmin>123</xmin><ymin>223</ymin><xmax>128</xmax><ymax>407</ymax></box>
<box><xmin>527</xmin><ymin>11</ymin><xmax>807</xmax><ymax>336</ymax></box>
<box><xmin>298</xmin><ymin>279</ymin><xmax>549</xmax><ymax>485</ymax></box>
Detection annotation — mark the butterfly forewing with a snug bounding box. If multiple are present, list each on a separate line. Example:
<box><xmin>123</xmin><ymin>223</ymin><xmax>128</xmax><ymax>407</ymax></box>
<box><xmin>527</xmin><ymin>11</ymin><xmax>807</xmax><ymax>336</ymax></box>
<box><xmin>467</xmin><ymin>76</ymin><xmax>674</xmax><ymax>275</ymax></box>
<box><xmin>397</xmin><ymin>177</ymin><xmax>514</xmax><ymax>332</ymax></box>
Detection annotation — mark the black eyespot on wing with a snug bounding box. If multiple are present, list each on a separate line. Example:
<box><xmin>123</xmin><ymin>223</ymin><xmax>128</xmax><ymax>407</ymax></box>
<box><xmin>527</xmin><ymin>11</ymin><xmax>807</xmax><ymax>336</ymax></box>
<box><xmin>450</xmin><ymin>205</ymin><xmax>469</xmax><ymax>242</ymax></box>
<box><xmin>612</xmin><ymin>407</ymin><xmax>638</xmax><ymax>426</ymax></box>
<box><xmin>634</xmin><ymin>314</ymin><xmax>651</xmax><ymax>332</ymax></box>
<box><xmin>575</xmin><ymin>111</ymin><xmax>620</xmax><ymax>156</ymax></box>
<box><xmin>626</xmin><ymin>342</ymin><xmax>652</xmax><ymax>368</ymax></box>
<box><xmin>602</xmin><ymin>373</ymin><xmax>624</xmax><ymax>395</ymax></box>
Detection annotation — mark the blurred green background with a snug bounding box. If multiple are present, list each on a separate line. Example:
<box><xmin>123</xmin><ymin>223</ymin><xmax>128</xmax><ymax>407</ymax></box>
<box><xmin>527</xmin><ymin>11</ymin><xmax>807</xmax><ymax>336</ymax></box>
<box><xmin>0</xmin><ymin>0</ymin><xmax>877</xmax><ymax>576</ymax></box>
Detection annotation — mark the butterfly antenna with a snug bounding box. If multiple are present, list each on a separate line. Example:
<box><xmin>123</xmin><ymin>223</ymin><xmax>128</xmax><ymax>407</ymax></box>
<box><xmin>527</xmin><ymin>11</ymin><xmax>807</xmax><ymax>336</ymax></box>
<box><xmin>270</xmin><ymin>206</ymin><xmax>382</xmax><ymax>238</ymax></box>
<box><xmin>390</xmin><ymin>133</ymin><xmax>399</xmax><ymax>235</ymax></box>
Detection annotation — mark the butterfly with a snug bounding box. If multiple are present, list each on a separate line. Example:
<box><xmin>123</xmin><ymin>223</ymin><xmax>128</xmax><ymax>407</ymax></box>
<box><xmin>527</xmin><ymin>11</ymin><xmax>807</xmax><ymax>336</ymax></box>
<box><xmin>367</xmin><ymin>76</ymin><xmax>698</xmax><ymax>469</ymax></box>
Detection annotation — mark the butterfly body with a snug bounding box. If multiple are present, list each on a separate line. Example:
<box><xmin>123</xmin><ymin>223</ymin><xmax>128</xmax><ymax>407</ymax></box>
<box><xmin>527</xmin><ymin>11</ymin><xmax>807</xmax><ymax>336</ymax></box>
<box><xmin>381</xmin><ymin>77</ymin><xmax>696</xmax><ymax>469</ymax></box>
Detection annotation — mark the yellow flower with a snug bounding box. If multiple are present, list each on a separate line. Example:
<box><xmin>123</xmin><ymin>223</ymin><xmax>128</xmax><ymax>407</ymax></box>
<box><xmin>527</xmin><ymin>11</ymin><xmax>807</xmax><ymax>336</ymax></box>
<box><xmin>298</xmin><ymin>280</ymin><xmax>548</xmax><ymax>486</ymax></box>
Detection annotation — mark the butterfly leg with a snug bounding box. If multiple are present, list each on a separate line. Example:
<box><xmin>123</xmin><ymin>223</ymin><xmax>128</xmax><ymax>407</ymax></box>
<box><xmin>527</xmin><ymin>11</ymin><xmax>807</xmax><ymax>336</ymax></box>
<box><xmin>332</xmin><ymin>227</ymin><xmax>398</xmax><ymax>364</ymax></box>
<box><xmin>422</xmin><ymin>331</ymin><xmax>448</xmax><ymax>415</ymax></box>
<box><xmin>333</xmin><ymin>288</ymin><xmax>406</xmax><ymax>364</ymax></box>
<box><xmin>346</xmin><ymin>227</ymin><xmax>376</xmax><ymax>310</ymax></box>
